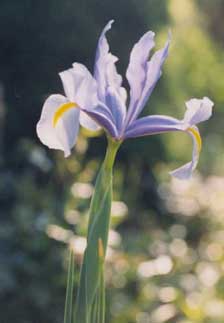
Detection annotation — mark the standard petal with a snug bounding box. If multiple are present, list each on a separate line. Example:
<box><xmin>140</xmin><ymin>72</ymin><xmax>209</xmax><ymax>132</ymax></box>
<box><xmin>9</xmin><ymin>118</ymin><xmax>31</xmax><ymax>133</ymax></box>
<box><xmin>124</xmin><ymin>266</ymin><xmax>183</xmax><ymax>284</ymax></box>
<box><xmin>125</xmin><ymin>35</ymin><xmax>170</xmax><ymax>128</ymax></box>
<box><xmin>133</xmin><ymin>38</ymin><xmax>170</xmax><ymax>124</ymax></box>
<box><xmin>94</xmin><ymin>20</ymin><xmax>115</xmax><ymax>101</ymax></box>
<box><xmin>105</xmin><ymin>86</ymin><xmax>126</xmax><ymax>133</ymax></box>
<box><xmin>184</xmin><ymin>97</ymin><xmax>214</xmax><ymax>127</ymax></box>
<box><xmin>125</xmin><ymin>31</ymin><xmax>155</xmax><ymax>125</ymax></box>
<box><xmin>36</xmin><ymin>94</ymin><xmax>80</xmax><ymax>157</ymax></box>
<box><xmin>60</xmin><ymin>64</ymin><xmax>102</xmax><ymax>131</ymax></box>
<box><xmin>94</xmin><ymin>20</ymin><xmax>126</xmax><ymax>124</ymax></box>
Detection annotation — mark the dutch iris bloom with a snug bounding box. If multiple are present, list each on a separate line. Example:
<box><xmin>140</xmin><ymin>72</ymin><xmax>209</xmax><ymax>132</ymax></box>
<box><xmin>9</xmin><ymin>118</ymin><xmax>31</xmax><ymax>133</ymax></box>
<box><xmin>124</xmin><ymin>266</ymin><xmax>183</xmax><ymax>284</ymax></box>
<box><xmin>37</xmin><ymin>20</ymin><xmax>213</xmax><ymax>179</ymax></box>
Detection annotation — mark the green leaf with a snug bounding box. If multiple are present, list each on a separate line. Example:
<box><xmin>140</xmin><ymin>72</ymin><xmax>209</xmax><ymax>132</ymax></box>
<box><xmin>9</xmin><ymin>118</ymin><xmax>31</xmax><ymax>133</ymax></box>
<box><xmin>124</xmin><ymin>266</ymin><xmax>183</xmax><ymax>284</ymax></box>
<box><xmin>64</xmin><ymin>246</ymin><xmax>75</xmax><ymax>323</ymax></box>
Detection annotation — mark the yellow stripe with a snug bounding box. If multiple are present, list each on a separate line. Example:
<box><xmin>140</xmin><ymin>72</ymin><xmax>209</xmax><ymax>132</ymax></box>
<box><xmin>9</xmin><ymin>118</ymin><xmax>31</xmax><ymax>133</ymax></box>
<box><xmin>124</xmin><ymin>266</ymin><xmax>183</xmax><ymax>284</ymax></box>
<box><xmin>53</xmin><ymin>102</ymin><xmax>78</xmax><ymax>127</ymax></box>
<box><xmin>187</xmin><ymin>127</ymin><xmax>202</xmax><ymax>152</ymax></box>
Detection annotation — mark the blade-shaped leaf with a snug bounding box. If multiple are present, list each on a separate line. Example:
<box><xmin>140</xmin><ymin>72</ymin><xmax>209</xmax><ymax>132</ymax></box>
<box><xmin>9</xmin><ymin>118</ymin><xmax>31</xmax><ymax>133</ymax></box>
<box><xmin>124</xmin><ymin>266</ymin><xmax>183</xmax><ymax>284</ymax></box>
<box><xmin>64</xmin><ymin>246</ymin><xmax>75</xmax><ymax>323</ymax></box>
<box><xmin>74</xmin><ymin>139</ymin><xmax>120</xmax><ymax>323</ymax></box>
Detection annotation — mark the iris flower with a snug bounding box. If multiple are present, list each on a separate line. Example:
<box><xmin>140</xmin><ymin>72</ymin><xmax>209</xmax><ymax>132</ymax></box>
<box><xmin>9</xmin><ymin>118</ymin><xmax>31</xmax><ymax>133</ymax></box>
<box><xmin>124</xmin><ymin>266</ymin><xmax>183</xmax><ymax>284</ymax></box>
<box><xmin>37</xmin><ymin>20</ymin><xmax>213</xmax><ymax>179</ymax></box>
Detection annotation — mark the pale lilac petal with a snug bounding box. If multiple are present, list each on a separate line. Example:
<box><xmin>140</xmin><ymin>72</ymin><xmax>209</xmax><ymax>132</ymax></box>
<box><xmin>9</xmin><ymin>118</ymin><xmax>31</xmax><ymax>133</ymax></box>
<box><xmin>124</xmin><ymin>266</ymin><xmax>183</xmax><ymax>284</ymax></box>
<box><xmin>129</xmin><ymin>37</ymin><xmax>170</xmax><ymax>124</ymax></box>
<box><xmin>94</xmin><ymin>20</ymin><xmax>126</xmax><ymax>126</ymax></box>
<box><xmin>124</xmin><ymin>115</ymin><xmax>181</xmax><ymax>138</ymax></box>
<box><xmin>82</xmin><ymin>103</ymin><xmax>118</xmax><ymax>138</ymax></box>
<box><xmin>125</xmin><ymin>31</ymin><xmax>155</xmax><ymax>126</ymax></box>
<box><xmin>105</xmin><ymin>86</ymin><xmax>126</xmax><ymax>133</ymax></box>
<box><xmin>184</xmin><ymin>97</ymin><xmax>214</xmax><ymax>127</ymax></box>
<box><xmin>94</xmin><ymin>20</ymin><xmax>115</xmax><ymax>100</ymax></box>
<box><xmin>78</xmin><ymin>100</ymin><xmax>117</xmax><ymax>134</ymax></box>
<box><xmin>36</xmin><ymin>94</ymin><xmax>80</xmax><ymax>157</ymax></box>
<box><xmin>169</xmin><ymin>162</ymin><xmax>193</xmax><ymax>180</ymax></box>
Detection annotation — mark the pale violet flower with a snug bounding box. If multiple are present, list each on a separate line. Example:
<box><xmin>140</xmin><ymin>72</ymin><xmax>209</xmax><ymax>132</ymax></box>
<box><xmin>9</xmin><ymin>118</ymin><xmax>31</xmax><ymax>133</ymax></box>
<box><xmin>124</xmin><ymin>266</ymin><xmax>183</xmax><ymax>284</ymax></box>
<box><xmin>37</xmin><ymin>20</ymin><xmax>213</xmax><ymax>179</ymax></box>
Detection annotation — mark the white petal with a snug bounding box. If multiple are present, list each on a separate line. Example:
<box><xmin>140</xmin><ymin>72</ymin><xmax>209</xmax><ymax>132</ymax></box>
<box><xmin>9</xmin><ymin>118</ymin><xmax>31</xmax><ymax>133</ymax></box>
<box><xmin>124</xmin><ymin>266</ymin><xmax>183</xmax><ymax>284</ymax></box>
<box><xmin>60</xmin><ymin>64</ymin><xmax>101</xmax><ymax>131</ymax></box>
<box><xmin>79</xmin><ymin>111</ymin><xmax>101</xmax><ymax>131</ymax></box>
<box><xmin>36</xmin><ymin>94</ymin><xmax>80</xmax><ymax>157</ymax></box>
<box><xmin>184</xmin><ymin>97</ymin><xmax>214</xmax><ymax>127</ymax></box>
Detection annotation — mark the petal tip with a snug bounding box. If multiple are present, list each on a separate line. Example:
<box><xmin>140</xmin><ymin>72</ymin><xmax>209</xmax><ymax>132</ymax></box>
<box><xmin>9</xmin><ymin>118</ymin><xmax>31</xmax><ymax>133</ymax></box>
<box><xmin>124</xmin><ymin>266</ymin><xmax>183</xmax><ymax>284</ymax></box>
<box><xmin>64</xmin><ymin>150</ymin><xmax>71</xmax><ymax>158</ymax></box>
<box><xmin>169</xmin><ymin>162</ymin><xmax>193</xmax><ymax>180</ymax></box>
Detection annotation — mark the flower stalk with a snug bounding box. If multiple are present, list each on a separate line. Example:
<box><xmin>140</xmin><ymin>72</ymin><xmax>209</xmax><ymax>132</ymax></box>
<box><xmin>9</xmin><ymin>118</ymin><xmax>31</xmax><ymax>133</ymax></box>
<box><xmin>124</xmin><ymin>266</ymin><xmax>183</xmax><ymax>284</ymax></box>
<box><xmin>74</xmin><ymin>138</ymin><xmax>121</xmax><ymax>323</ymax></box>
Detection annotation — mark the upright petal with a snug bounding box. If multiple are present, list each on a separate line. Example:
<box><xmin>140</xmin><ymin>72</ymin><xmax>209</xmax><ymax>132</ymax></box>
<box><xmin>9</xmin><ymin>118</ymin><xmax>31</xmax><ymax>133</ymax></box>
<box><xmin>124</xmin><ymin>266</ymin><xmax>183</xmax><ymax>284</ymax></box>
<box><xmin>105</xmin><ymin>86</ymin><xmax>126</xmax><ymax>133</ymax></box>
<box><xmin>59</xmin><ymin>64</ymin><xmax>100</xmax><ymax>131</ymax></box>
<box><xmin>36</xmin><ymin>94</ymin><xmax>80</xmax><ymax>157</ymax></box>
<box><xmin>94</xmin><ymin>20</ymin><xmax>115</xmax><ymax>101</ymax></box>
<box><xmin>94</xmin><ymin>20</ymin><xmax>126</xmax><ymax>130</ymax></box>
<box><xmin>125</xmin><ymin>31</ymin><xmax>155</xmax><ymax>126</ymax></box>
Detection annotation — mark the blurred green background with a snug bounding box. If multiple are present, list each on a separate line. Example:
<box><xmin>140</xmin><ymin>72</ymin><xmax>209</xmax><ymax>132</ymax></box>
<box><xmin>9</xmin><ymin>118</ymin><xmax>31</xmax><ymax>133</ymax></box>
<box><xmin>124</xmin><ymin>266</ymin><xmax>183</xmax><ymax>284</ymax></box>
<box><xmin>1</xmin><ymin>0</ymin><xmax>224</xmax><ymax>322</ymax></box>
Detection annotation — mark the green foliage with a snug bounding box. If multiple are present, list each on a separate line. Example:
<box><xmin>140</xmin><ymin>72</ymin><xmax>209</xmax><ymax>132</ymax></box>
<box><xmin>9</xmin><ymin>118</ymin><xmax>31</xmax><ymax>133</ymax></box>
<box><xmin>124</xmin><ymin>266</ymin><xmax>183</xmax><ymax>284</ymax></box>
<box><xmin>64</xmin><ymin>247</ymin><xmax>75</xmax><ymax>323</ymax></box>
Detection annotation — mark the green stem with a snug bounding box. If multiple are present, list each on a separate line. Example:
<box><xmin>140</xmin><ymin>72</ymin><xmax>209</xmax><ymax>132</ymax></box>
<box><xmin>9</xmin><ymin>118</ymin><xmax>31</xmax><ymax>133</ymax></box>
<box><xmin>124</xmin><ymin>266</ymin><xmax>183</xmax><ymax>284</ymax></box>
<box><xmin>74</xmin><ymin>137</ymin><xmax>121</xmax><ymax>323</ymax></box>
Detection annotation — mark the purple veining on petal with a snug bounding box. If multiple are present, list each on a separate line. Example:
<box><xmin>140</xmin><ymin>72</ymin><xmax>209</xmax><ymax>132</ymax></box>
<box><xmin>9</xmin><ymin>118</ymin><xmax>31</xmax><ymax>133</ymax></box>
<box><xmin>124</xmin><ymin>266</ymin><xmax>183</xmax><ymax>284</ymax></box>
<box><xmin>124</xmin><ymin>115</ymin><xmax>181</xmax><ymax>139</ymax></box>
<box><xmin>105</xmin><ymin>86</ymin><xmax>126</xmax><ymax>135</ymax></box>
<box><xmin>82</xmin><ymin>105</ymin><xmax>118</xmax><ymax>138</ymax></box>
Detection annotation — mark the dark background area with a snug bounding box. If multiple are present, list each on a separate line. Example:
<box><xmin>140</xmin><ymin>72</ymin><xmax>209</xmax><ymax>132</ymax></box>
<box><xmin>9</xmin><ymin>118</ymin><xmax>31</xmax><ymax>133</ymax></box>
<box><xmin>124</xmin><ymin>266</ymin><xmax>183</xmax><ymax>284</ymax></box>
<box><xmin>1</xmin><ymin>1</ymin><xmax>224</xmax><ymax>322</ymax></box>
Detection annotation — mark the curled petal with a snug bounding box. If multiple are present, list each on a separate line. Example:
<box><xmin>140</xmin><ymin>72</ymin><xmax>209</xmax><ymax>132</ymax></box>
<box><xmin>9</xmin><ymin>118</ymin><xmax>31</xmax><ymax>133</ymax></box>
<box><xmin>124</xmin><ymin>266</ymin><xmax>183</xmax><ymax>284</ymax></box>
<box><xmin>184</xmin><ymin>97</ymin><xmax>214</xmax><ymax>127</ymax></box>
<box><xmin>124</xmin><ymin>107</ymin><xmax>211</xmax><ymax>180</ymax></box>
<box><xmin>170</xmin><ymin>126</ymin><xmax>201</xmax><ymax>179</ymax></box>
<box><xmin>36</xmin><ymin>94</ymin><xmax>80</xmax><ymax>157</ymax></box>
<box><xmin>170</xmin><ymin>97</ymin><xmax>213</xmax><ymax>179</ymax></box>
<box><xmin>94</xmin><ymin>20</ymin><xmax>116</xmax><ymax>100</ymax></box>
<box><xmin>94</xmin><ymin>20</ymin><xmax>124</xmax><ymax>93</ymax></box>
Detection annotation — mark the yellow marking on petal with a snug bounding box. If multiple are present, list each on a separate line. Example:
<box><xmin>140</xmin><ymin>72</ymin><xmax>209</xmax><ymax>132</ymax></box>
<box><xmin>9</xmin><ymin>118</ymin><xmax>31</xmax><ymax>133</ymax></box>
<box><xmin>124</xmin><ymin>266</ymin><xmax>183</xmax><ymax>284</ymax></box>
<box><xmin>187</xmin><ymin>127</ymin><xmax>202</xmax><ymax>152</ymax></box>
<box><xmin>53</xmin><ymin>102</ymin><xmax>78</xmax><ymax>127</ymax></box>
